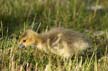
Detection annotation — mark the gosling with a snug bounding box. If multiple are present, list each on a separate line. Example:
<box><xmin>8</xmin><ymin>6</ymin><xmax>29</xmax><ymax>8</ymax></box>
<box><xmin>18</xmin><ymin>28</ymin><xmax>91</xmax><ymax>58</ymax></box>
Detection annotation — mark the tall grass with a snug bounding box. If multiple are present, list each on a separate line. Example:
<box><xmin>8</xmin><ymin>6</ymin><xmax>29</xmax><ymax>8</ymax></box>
<box><xmin>0</xmin><ymin>0</ymin><xmax>108</xmax><ymax>34</ymax></box>
<box><xmin>0</xmin><ymin>0</ymin><xmax>108</xmax><ymax>71</ymax></box>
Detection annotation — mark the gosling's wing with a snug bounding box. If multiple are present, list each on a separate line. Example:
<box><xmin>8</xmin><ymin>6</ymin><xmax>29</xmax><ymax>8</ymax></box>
<box><xmin>50</xmin><ymin>33</ymin><xmax>62</xmax><ymax>47</ymax></box>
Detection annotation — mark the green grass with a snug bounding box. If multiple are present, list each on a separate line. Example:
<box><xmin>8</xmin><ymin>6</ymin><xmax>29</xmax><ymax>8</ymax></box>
<box><xmin>0</xmin><ymin>0</ymin><xmax>108</xmax><ymax>71</ymax></box>
<box><xmin>0</xmin><ymin>36</ymin><xmax>108</xmax><ymax>71</ymax></box>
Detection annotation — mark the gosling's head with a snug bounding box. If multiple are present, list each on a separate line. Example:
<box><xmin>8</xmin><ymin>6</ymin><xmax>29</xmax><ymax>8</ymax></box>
<box><xmin>18</xmin><ymin>30</ymin><xmax>42</xmax><ymax>48</ymax></box>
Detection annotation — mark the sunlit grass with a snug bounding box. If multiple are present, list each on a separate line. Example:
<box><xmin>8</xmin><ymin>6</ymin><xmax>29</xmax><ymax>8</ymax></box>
<box><xmin>0</xmin><ymin>31</ymin><xmax>108</xmax><ymax>71</ymax></box>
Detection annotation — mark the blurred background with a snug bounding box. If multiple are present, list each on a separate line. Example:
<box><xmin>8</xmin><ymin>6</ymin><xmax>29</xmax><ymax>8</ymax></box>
<box><xmin>0</xmin><ymin>0</ymin><xmax>108</xmax><ymax>37</ymax></box>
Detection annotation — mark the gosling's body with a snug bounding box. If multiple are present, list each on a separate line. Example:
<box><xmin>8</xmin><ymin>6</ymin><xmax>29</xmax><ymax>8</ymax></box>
<box><xmin>19</xmin><ymin>28</ymin><xmax>91</xmax><ymax>58</ymax></box>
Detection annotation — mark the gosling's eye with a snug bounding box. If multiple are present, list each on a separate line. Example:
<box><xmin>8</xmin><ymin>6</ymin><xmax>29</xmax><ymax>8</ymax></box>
<box><xmin>23</xmin><ymin>40</ymin><xmax>26</xmax><ymax>42</ymax></box>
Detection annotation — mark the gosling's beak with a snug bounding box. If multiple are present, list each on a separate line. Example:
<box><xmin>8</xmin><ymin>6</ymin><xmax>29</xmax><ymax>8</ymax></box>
<box><xmin>19</xmin><ymin>44</ymin><xmax>25</xmax><ymax>48</ymax></box>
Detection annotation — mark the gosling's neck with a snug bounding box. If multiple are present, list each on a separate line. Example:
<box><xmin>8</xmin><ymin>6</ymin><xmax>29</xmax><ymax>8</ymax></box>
<box><xmin>33</xmin><ymin>34</ymin><xmax>48</xmax><ymax>50</ymax></box>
